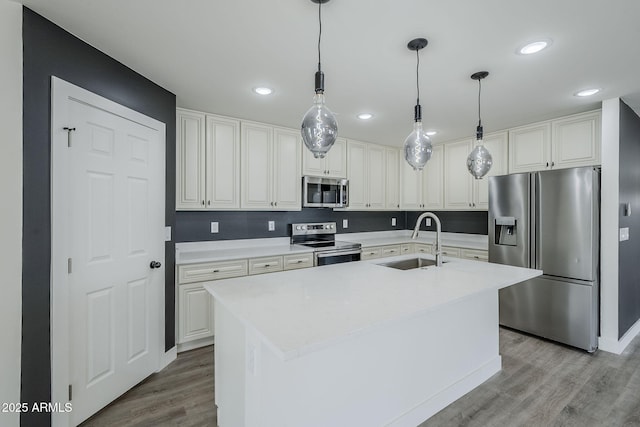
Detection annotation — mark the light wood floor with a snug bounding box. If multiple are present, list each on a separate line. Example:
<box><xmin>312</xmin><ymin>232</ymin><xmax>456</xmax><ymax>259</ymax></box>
<box><xmin>82</xmin><ymin>328</ymin><xmax>640</xmax><ymax>427</ymax></box>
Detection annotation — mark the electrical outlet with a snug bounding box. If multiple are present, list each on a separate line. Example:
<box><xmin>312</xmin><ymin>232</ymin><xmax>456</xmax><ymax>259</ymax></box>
<box><xmin>391</xmin><ymin>217</ymin><xmax>397</xmax><ymax>226</ymax></box>
<box><xmin>342</xmin><ymin>219</ymin><xmax>348</xmax><ymax>229</ymax></box>
<box><xmin>268</xmin><ymin>221</ymin><xmax>275</xmax><ymax>231</ymax></box>
<box><xmin>210</xmin><ymin>222</ymin><xmax>219</xmax><ymax>233</ymax></box>
<box><xmin>426</xmin><ymin>218</ymin><xmax>432</xmax><ymax>226</ymax></box>
<box><xmin>620</xmin><ymin>227</ymin><xmax>630</xmax><ymax>241</ymax></box>
<box><xmin>164</xmin><ymin>226</ymin><xmax>172</xmax><ymax>241</ymax></box>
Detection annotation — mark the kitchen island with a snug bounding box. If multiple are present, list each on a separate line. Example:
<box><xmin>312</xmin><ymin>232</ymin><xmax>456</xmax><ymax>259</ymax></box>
<box><xmin>205</xmin><ymin>254</ymin><xmax>541</xmax><ymax>427</ymax></box>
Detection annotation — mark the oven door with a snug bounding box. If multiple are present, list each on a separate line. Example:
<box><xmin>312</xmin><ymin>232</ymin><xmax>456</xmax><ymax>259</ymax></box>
<box><xmin>315</xmin><ymin>248</ymin><xmax>362</xmax><ymax>266</ymax></box>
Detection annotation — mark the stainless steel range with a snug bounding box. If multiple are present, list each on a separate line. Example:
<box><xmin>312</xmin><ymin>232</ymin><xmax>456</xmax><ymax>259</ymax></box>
<box><xmin>290</xmin><ymin>222</ymin><xmax>362</xmax><ymax>266</ymax></box>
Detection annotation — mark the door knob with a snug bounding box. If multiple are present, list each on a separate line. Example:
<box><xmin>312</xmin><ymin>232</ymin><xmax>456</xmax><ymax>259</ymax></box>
<box><xmin>150</xmin><ymin>261</ymin><xmax>162</xmax><ymax>269</ymax></box>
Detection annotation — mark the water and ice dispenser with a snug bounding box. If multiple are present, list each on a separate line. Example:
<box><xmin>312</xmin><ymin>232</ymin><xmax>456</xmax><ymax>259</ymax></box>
<box><xmin>494</xmin><ymin>217</ymin><xmax>517</xmax><ymax>246</ymax></box>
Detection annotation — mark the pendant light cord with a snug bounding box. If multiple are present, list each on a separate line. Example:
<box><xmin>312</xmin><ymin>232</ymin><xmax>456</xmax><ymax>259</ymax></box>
<box><xmin>317</xmin><ymin>1</ymin><xmax>322</xmax><ymax>72</ymax></box>
<box><xmin>477</xmin><ymin>79</ymin><xmax>482</xmax><ymax>127</ymax></box>
<box><xmin>415</xmin><ymin>49</ymin><xmax>420</xmax><ymax>105</ymax></box>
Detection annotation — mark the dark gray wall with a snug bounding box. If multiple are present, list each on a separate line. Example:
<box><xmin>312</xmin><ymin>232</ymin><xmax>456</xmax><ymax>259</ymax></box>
<box><xmin>618</xmin><ymin>100</ymin><xmax>640</xmax><ymax>338</ymax></box>
<box><xmin>22</xmin><ymin>8</ymin><xmax>176</xmax><ymax>426</ymax></box>
<box><xmin>174</xmin><ymin>209</ymin><xmax>488</xmax><ymax>242</ymax></box>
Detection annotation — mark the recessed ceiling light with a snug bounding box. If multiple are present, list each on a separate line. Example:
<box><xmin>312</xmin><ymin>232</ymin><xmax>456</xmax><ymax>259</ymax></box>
<box><xmin>574</xmin><ymin>88</ymin><xmax>601</xmax><ymax>97</ymax></box>
<box><xmin>426</xmin><ymin>130</ymin><xmax>437</xmax><ymax>136</ymax></box>
<box><xmin>357</xmin><ymin>113</ymin><xmax>373</xmax><ymax>120</ymax></box>
<box><xmin>253</xmin><ymin>87</ymin><xmax>273</xmax><ymax>95</ymax></box>
<box><xmin>517</xmin><ymin>40</ymin><xmax>552</xmax><ymax>55</ymax></box>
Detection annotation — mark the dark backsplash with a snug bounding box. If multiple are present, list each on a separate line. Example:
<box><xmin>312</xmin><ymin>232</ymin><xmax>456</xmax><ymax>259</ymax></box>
<box><xmin>174</xmin><ymin>209</ymin><xmax>488</xmax><ymax>242</ymax></box>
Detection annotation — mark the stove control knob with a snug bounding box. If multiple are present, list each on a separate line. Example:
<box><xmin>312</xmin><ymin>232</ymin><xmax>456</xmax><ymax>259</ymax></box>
<box><xmin>301</xmin><ymin>225</ymin><xmax>307</xmax><ymax>230</ymax></box>
<box><xmin>329</xmin><ymin>224</ymin><xmax>334</xmax><ymax>229</ymax></box>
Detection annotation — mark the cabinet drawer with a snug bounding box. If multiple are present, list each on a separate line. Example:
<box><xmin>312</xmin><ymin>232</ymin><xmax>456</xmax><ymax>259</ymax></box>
<box><xmin>441</xmin><ymin>246</ymin><xmax>461</xmax><ymax>258</ymax></box>
<box><xmin>178</xmin><ymin>259</ymin><xmax>248</xmax><ymax>284</ymax></box>
<box><xmin>361</xmin><ymin>247</ymin><xmax>383</xmax><ymax>260</ymax></box>
<box><xmin>249</xmin><ymin>256</ymin><xmax>284</xmax><ymax>275</ymax></box>
<box><xmin>415</xmin><ymin>243</ymin><xmax>433</xmax><ymax>255</ymax></box>
<box><xmin>460</xmin><ymin>248</ymin><xmax>488</xmax><ymax>262</ymax></box>
<box><xmin>381</xmin><ymin>245</ymin><xmax>402</xmax><ymax>257</ymax></box>
<box><xmin>283</xmin><ymin>253</ymin><xmax>314</xmax><ymax>270</ymax></box>
<box><xmin>401</xmin><ymin>243</ymin><xmax>414</xmax><ymax>254</ymax></box>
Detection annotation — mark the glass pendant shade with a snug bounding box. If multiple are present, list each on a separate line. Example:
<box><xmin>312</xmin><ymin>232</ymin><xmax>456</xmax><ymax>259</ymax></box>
<box><xmin>301</xmin><ymin>93</ymin><xmax>338</xmax><ymax>159</ymax></box>
<box><xmin>404</xmin><ymin>120</ymin><xmax>432</xmax><ymax>171</ymax></box>
<box><xmin>467</xmin><ymin>139</ymin><xmax>493</xmax><ymax>179</ymax></box>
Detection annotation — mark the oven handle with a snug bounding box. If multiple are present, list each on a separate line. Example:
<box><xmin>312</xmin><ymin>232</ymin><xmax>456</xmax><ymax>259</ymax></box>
<box><xmin>316</xmin><ymin>249</ymin><xmax>362</xmax><ymax>258</ymax></box>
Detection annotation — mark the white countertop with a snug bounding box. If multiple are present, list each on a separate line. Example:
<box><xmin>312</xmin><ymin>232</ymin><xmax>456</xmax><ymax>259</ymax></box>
<box><xmin>176</xmin><ymin>231</ymin><xmax>488</xmax><ymax>264</ymax></box>
<box><xmin>176</xmin><ymin>237</ymin><xmax>313</xmax><ymax>264</ymax></box>
<box><xmin>204</xmin><ymin>253</ymin><xmax>540</xmax><ymax>361</ymax></box>
<box><xmin>338</xmin><ymin>230</ymin><xmax>488</xmax><ymax>250</ymax></box>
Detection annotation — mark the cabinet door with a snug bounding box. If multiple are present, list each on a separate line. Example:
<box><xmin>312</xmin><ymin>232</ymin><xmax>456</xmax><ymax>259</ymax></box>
<box><xmin>552</xmin><ymin>110</ymin><xmax>601</xmax><ymax>169</ymax></box>
<box><xmin>385</xmin><ymin>148</ymin><xmax>400</xmax><ymax>210</ymax></box>
<box><xmin>241</xmin><ymin>122</ymin><xmax>273</xmax><ymax>209</ymax></box>
<box><xmin>178</xmin><ymin>283</ymin><xmax>213</xmax><ymax>344</ymax></box>
<box><xmin>176</xmin><ymin>109</ymin><xmax>206</xmax><ymax>209</ymax></box>
<box><xmin>326</xmin><ymin>138</ymin><xmax>347</xmax><ymax>177</ymax></box>
<box><xmin>367</xmin><ymin>144</ymin><xmax>386</xmax><ymax>209</ymax></box>
<box><xmin>423</xmin><ymin>144</ymin><xmax>444</xmax><ymax>209</ymax></box>
<box><xmin>347</xmin><ymin>140</ymin><xmax>367</xmax><ymax>209</ymax></box>
<box><xmin>444</xmin><ymin>139</ymin><xmax>474</xmax><ymax>209</ymax></box>
<box><xmin>302</xmin><ymin>143</ymin><xmax>326</xmax><ymax>176</ymax></box>
<box><xmin>400</xmin><ymin>161</ymin><xmax>422</xmax><ymax>210</ymax></box>
<box><xmin>205</xmin><ymin>115</ymin><xmax>240</xmax><ymax>209</ymax></box>
<box><xmin>473</xmin><ymin>131</ymin><xmax>508</xmax><ymax>210</ymax></box>
<box><xmin>508</xmin><ymin>122</ymin><xmax>551</xmax><ymax>173</ymax></box>
<box><xmin>273</xmin><ymin>127</ymin><xmax>302</xmax><ymax>210</ymax></box>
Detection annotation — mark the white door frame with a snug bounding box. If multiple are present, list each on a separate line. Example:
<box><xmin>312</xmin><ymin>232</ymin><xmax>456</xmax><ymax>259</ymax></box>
<box><xmin>50</xmin><ymin>76</ymin><xmax>166</xmax><ymax>427</ymax></box>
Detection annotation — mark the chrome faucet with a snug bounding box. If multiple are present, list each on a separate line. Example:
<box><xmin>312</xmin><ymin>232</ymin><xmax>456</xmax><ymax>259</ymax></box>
<box><xmin>411</xmin><ymin>212</ymin><xmax>443</xmax><ymax>267</ymax></box>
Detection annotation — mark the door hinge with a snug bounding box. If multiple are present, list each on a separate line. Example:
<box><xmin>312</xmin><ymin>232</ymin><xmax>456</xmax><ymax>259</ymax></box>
<box><xmin>67</xmin><ymin>258</ymin><xmax>72</xmax><ymax>274</ymax></box>
<box><xmin>68</xmin><ymin>384</ymin><xmax>72</xmax><ymax>401</ymax></box>
<box><xmin>63</xmin><ymin>127</ymin><xmax>76</xmax><ymax>147</ymax></box>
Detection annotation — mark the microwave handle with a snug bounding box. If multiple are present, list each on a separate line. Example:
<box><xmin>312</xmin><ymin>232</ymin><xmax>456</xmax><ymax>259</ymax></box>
<box><xmin>340</xmin><ymin>181</ymin><xmax>349</xmax><ymax>207</ymax></box>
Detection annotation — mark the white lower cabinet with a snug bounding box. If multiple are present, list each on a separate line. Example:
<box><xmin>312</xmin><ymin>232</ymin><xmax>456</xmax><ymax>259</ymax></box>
<box><xmin>460</xmin><ymin>248</ymin><xmax>489</xmax><ymax>262</ymax></box>
<box><xmin>178</xmin><ymin>282</ymin><xmax>215</xmax><ymax>344</ymax></box>
<box><xmin>361</xmin><ymin>247</ymin><xmax>384</xmax><ymax>260</ymax></box>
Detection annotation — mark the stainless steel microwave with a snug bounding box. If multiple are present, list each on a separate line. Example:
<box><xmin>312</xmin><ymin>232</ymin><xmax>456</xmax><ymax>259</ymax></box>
<box><xmin>302</xmin><ymin>176</ymin><xmax>349</xmax><ymax>208</ymax></box>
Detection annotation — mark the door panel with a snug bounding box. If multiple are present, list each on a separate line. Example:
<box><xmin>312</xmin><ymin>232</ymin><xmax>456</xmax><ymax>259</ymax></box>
<box><xmin>69</xmin><ymin>98</ymin><xmax>162</xmax><ymax>425</ymax></box>
<box><xmin>535</xmin><ymin>167</ymin><xmax>598</xmax><ymax>280</ymax></box>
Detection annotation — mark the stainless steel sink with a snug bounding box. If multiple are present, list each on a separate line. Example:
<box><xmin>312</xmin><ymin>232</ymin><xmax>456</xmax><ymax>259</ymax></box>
<box><xmin>378</xmin><ymin>257</ymin><xmax>445</xmax><ymax>270</ymax></box>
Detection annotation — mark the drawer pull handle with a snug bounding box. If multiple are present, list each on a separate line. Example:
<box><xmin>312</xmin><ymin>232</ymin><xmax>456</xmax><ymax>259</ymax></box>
<box><xmin>213</xmin><ymin>269</ymin><xmax>220</xmax><ymax>273</ymax></box>
<box><xmin>296</xmin><ymin>260</ymin><xmax>303</xmax><ymax>263</ymax></box>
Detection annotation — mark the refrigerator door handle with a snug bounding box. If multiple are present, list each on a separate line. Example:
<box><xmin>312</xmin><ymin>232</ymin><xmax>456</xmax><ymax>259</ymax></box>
<box><xmin>532</xmin><ymin>172</ymin><xmax>540</xmax><ymax>270</ymax></box>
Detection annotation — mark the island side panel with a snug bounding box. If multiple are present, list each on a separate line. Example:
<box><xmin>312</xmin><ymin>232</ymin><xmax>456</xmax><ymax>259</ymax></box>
<box><xmin>236</xmin><ymin>290</ymin><xmax>500</xmax><ymax>427</ymax></box>
<box><xmin>214</xmin><ymin>300</ymin><xmax>246</xmax><ymax>427</ymax></box>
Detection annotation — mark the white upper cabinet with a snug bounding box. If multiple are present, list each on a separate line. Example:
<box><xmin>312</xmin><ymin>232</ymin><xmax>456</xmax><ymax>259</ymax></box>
<box><xmin>206</xmin><ymin>115</ymin><xmax>241</xmax><ymax>209</ymax></box>
<box><xmin>422</xmin><ymin>144</ymin><xmax>444</xmax><ymax>209</ymax></box>
<box><xmin>176</xmin><ymin>109</ymin><xmax>240</xmax><ymax>210</ymax></box>
<box><xmin>444</xmin><ymin>139</ymin><xmax>475</xmax><ymax>209</ymax></box>
<box><xmin>508</xmin><ymin>122</ymin><xmax>552</xmax><ymax>173</ymax></box>
<box><xmin>303</xmin><ymin>137</ymin><xmax>347</xmax><ymax>178</ymax></box>
<box><xmin>346</xmin><ymin>140</ymin><xmax>386</xmax><ymax>210</ymax></box>
<box><xmin>444</xmin><ymin>132</ymin><xmax>508</xmax><ymax>210</ymax></box>
<box><xmin>272</xmin><ymin>127</ymin><xmax>303</xmax><ymax>210</ymax></box>
<box><xmin>385</xmin><ymin>147</ymin><xmax>401</xmax><ymax>210</ymax></box>
<box><xmin>241</xmin><ymin>122</ymin><xmax>302</xmax><ymax>210</ymax></box>
<box><xmin>399</xmin><ymin>144</ymin><xmax>444</xmax><ymax>210</ymax></box>
<box><xmin>551</xmin><ymin>110</ymin><xmax>601</xmax><ymax>169</ymax></box>
<box><xmin>509</xmin><ymin>110</ymin><xmax>601</xmax><ymax>173</ymax></box>
<box><xmin>473</xmin><ymin>131</ymin><xmax>508</xmax><ymax>210</ymax></box>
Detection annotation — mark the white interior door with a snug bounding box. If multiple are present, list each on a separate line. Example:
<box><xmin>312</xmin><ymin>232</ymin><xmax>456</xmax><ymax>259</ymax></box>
<box><xmin>51</xmin><ymin>77</ymin><xmax>165</xmax><ymax>426</ymax></box>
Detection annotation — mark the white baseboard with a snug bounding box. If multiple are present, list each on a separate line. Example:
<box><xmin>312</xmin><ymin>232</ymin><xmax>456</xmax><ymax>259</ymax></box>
<box><xmin>158</xmin><ymin>346</ymin><xmax>178</xmax><ymax>371</ymax></box>
<box><xmin>177</xmin><ymin>336</ymin><xmax>214</xmax><ymax>354</ymax></box>
<box><xmin>388</xmin><ymin>356</ymin><xmax>502</xmax><ymax>427</ymax></box>
<box><xmin>599</xmin><ymin>318</ymin><xmax>640</xmax><ymax>354</ymax></box>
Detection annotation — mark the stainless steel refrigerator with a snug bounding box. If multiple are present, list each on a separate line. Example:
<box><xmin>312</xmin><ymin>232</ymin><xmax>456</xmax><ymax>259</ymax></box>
<box><xmin>488</xmin><ymin>166</ymin><xmax>600</xmax><ymax>352</ymax></box>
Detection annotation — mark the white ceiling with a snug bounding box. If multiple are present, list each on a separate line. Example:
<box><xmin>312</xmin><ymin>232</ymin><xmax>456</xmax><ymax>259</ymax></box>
<box><xmin>18</xmin><ymin>0</ymin><xmax>640</xmax><ymax>147</ymax></box>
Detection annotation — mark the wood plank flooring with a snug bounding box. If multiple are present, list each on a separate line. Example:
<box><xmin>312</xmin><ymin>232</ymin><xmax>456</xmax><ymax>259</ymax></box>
<box><xmin>81</xmin><ymin>328</ymin><xmax>640</xmax><ymax>427</ymax></box>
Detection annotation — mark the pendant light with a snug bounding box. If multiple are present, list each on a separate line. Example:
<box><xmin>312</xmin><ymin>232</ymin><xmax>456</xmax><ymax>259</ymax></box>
<box><xmin>403</xmin><ymin>38</ymin><xmax>432</xmax><ymax>171</ymax></box>
<box><xmin>301</xmin><ymin>0</ymin><xmax>338</xmax><ymax>159</ymax></box>
<box><xmin>466</xmin><ymin>71</ymin><xmax>493</xmax><ymax>179</ymax></box>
